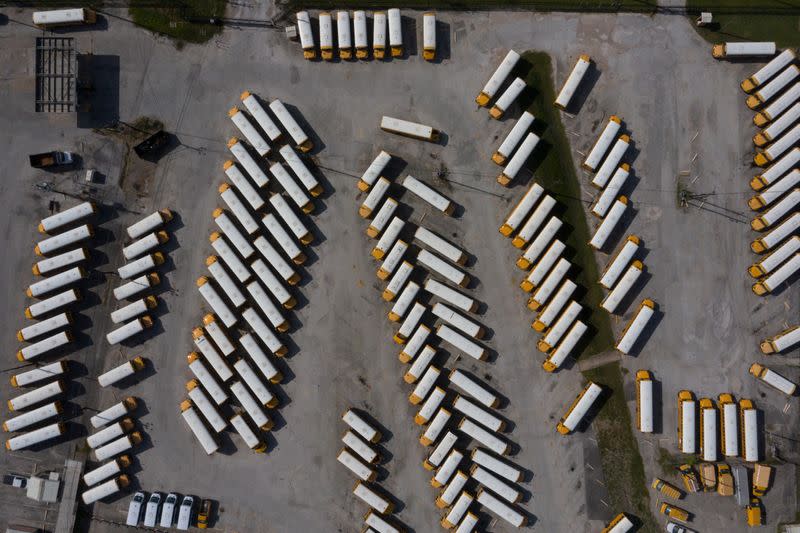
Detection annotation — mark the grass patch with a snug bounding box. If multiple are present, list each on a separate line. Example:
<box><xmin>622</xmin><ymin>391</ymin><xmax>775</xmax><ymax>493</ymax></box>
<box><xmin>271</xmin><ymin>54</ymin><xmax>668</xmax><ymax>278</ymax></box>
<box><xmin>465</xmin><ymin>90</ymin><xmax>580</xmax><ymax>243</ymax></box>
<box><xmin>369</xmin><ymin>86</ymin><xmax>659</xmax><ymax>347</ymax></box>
<box><xmin>517</xmin><ymin>51</ymin><xmax>615</xmax><ymax>358</ymax></box>
<box><xmin>686</xmin><ymin>0</ymin><xmax>800</xmax><ymax>48</ymax></box>
<box><xmin>520</xmin><ymin>51</ymin><xmax>656</xmax><ymax>531</ymax></box>
<box><xmin>584</xmin><ymin>363</ymin><xmax>658</xmax><ymax>531</ymax></box>
<box><xmin>287</xmin><ymin>0</ymin><xmax>656</xmax><ymax>12</ymax></box>
<box><xmin>129</xmin><ymin>0</ymin><xmax>226</xmax><ymax>45</ymax></box>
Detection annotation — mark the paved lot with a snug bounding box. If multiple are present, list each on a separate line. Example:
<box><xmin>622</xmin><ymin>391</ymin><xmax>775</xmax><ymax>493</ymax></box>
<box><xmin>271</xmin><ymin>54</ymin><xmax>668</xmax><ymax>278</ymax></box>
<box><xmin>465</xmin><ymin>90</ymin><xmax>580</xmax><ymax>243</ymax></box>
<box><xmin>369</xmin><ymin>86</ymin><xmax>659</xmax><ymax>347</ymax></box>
<box><xmin>0</xmin><ymin>7</ymin><xmax>796</xmax><ymax>533</ymax></box>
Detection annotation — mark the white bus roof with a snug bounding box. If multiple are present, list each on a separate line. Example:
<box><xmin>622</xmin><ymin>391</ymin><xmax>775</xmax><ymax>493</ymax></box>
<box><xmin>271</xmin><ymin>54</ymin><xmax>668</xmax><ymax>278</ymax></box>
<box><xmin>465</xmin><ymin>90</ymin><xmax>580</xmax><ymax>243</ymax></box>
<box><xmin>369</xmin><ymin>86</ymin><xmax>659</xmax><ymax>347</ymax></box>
<box><xmin>436</xmin><ymin>324</ymin><xmax>485</xmax><ymax>360</ymax></box>
<box><xmin>638</xmin><ymin>379</ymin><xmax>654</xmax><ymax>433</ymax></box>
<box><xmin>353</xmin><ymin>482</ymin><xmax>391</xmax><ymax>514</ymax></box>
<box><xmin>616</xmin><ymin>301</ymin><xmax>655</xmax><ymax>354</ymax></box>
<box><xmin>417</xmin><ymin>386</ymin><xmax>446</xmax><ymax>423</ymax></box>
<box><xmin>382</xmin><ymin>117</ymin><xmax>436</xmax><ymax>141</ymax></box>
<box><xmin>374</xmin><ymin>217</ymin><xmax>404</xmax><ymax>258</ymax></box>
<box><xmin>39</xmin><ymin>202</ymin><xmax>95</xmax><ymax>233</ymax></box>
<box><xmin>406</xmin><ymin>344</ymin><xmax>435</xmax><ymax>382</ymax></box>
<box><xmin>387</xmin><ymin>8</ymin><xmax>402</xmax><ymax>46</ymax></box>
<box><xmin>279</xmin><ymin>145</ymin><xmax>319</xmax><ymax>193</ymax></box>
<box><xmin>336</xmin><ymin>11</ymin><xmax>352</xmax><ymax>49</ymax></box>
<box><xmin>424</xmin><ymin>278</ymin><xmax>475</xmax><ymax>312</ymax></box>
<box><xmin>20</xmin><ymin>331</ymin><xmax>71</xmax><ymax>361</ymax></box>
<box><xmin>98</xmin><ymin>360</ymin><xmax>139</xmax><ymax>387</ymax></box>
<box><xmin>555</xmin><ymin>55</ymin><xmax>590</xmax><ymax>109</ymax></box>
<box><xmin>188</xmin><ymin>384</ymin><xmax>227</xmax><ymax>433</ymax></box>
<box><xmin>742</xmin><ymin>408</ymin><xmax>758</xmax><ymax>461</ymax></box>
<box><xmin>230</xmin><ymin>413</ymin><xmax>261</xmax><ymax>450</ymax></box>
<box><xmin>418</xmin><ymin>249</ymin><xmax>468</xmax><ymax>286</ymax></box>
<box><xmin>547</xmin><ymin>320</ymin><xmax>587</xmax><ymax>370</ymax></box>
<box><xmin>449</xmin><ymin>369</ymin><xmax>498</xmax><ymax>408</ymax></box>
<box><xmin>181</xmin><ymin>406</ymin><xmax>218</xmax><ymax>455</ymax></box>
<box><xmin>501</xmin><ymin>181</ymin><xmax>543</xmax><ymax>235</ymax></box>
<box><xmin>433</xmin><ymin>449</ymin><xmax>463</xmax><ymax>486</ymax></box>
<box><xmin>228</xmin><ymin>138</ymin><xmax>268</xmax><ymax>187</ymax></box>
<box><xmin>755</xmin><ymin>65</ymin><xmax>799</xmax><ymax>102</ymax></box>
<box><xmin>370</xmin><ymin>198</ymin><xmax>398</xmax><ymax>236</ymax></box>
<box><xmin>493</xmin><ymin>77</ymin><xmax>526</xmax><ymax>112</ymax></box>
<box><xmin>702</xmin><ymin>406</ymin><xmax>718</xmax><ymax>461</ymax></box>
<box><xmin>470</xmin><ymin>448</ymin><xmax>522</xmax><ymax>482</ymax></box>
<box><xmin>402</xmin><ymin>325</ymin><xmax>431</xmax><ymax>363</ymax></box>
<box><xmin>415</xmin><ymin>226</ymin><xmax>466</xmax><ymax>265</ymax></box>
<box><xmin>360</xmin><ymin>151</ymin><xmax>392</xmax><ymax>189</ymax></box>
<box><xmin>592</xmin><ymin>136</ymin><xmax>630</xmax><ymax>188</ymax></box>
<box><xmin>361</xmin><ymin>176</ymin><xmax>390</xmax><ymax>216</ymax></box>
<box><xmin>219</xmin><ymin>185</ymin><xmax>259</xmax><ymax>234</ymax></box>
<box><xmin>476</xmin><ymin>489</ymin><xmax>525</xmax><ymax>527</ymax></box>
<box><xmin>527</xmin><ymin>240</ymin><xmax>565</xmax><ymax>287</ymax></box>
<box><xmin>239</xmin><ymin>333</ymin><xmax>280</xmax><ymax>383</ymax></box>
<box><xmin>427</xmin><ymin>431</ymin><xmax>458</xmax><ymax>468</ymax></box>
<box><xmin>240</xmin><ymin>92</ymin><xmax>282</xmax><ymax>142</ymax></box>
<box><xmin>353</xmin><ymin>11</ymin><xmax>367</xmax><ymax>49</ymax></box>
<box><xmin>337</xmin><ymin>449</ymin><xmax>374</xmax><ymax>481</ymax></box>
<box><xmin>390</xmin><ymin>281</ymin><xmax>419</xmax><ymax>321</ymax></box>
<box><xmin>188</xmin><ymin>358</ymin><xmax>228</xmax><ymax>405</ymax></box>
<box><xmin>680</xmin><ymin>400</ymin><xmax>697</xmax><ymax>453</ymax></box>
<box><xmin>758</xmin><ymin>168</ymin><xmax>800</xmax><ymax>207</ymax></box>
<box><xmin>502</xmin><ymin>132</ymin><xmax>540</xmax><ymax>180</ymax></box>
<box><xmin>33</xmin><ymin>9</ymin><xmax>87</xmax><ymax>25</ymax></box>
<box><xmin>231</xmin><ymin>381</ymin><xmax>271</xmax><ymax>429</ymax></box>
<box><xmin>241</xmin><ymin>307</ymin><xmax>284</xmax><ymax>354</ymax></box>
<box><xmin>269</xmin><ymin>162</ymin><xmax>311</xmax><ymax>211</ymax></box>
<box><xmin>542</xmin><ymin>301</ymin><xmax>582</xmax><ymax>348</ymax></box>
<box><xmin>207</xmin><ymin>258</ymin><xmax>246</xmax><ymax>309</ymax></box>
<box><xmin>423</xmin><ymin>13</ymin><xmax>436</xmax><ymax>50</ymax></box>
<box><xmin>583</xmin><ymin>116</ymin><xmax>622</xmax><ymax>171</ymax></box>
<box><xmin>761</xmin><ymin>212</ymin><xmax>800</xmax><ymax>249</ymax></box>
<box><xmin>471</xmin><ymin>466</ymin><xmax>520</xmax><ymax>504</ymax></box>
<box><xmin>372</xmin><ymin>12</ymin><xmax>387</xmax><ymax>48</ymax></box>
<box><xmin>749</xmin><ymin>49</ymin><xmax>796</xmax><ymax>86</ymax></box>
<box><xmin>601</xmin><ymin>238</ymin><xmax>639</xmax><ymax>288</ymax></box>
<box><xmin>254</xmin><ymin>236</ymin><xmax>297</xmax><ymax>285</ymax></box>
<box><xmin>438</xmin><ymin>470</ymin><xmax>467</xmax><ymax>507</ymax></box>
<box><xmin>725</xmin><ymin>42</ymin><xmax>776</xmax><ymax>55</ymax></box>
<box><xmin>531</xmin><ymin>258</ymin><xmax>570</xmax><ymax>308</ymax></box>
<box><xmin>561</xmin><ymin>382</ymin><xmax>602</xmax><ymax>432</ymax></box>
<box><xmin>480</xmin><ymin>50</ymin><xmax>521</xmax><ymax>100</ymax></box>
<box><xmin>230</xmin><ymin>109</ymin><xmax>270</xmax><ymax>157</ymax></box>
<box><xmin>453</xmin><ymin>396</ymin><xmax>503</xmax><ymax>432</ymax></box>
<box><xmin>516</xmin><ymin>195</ymin><xmax>556</xmax><ymax>244</ymax></box>
<box><xmin>601</xmin><ymin>262</ymin><xmax>643</xmax><ymax>313</ymax></box>
<box><xmin>296</xmin><ymin>11</ymin><xmax>314</xmax><ymax>50</ymax></box>
<box><xmin>497</xmin><ymin>112</ymin><xmax>535</xmax><ymax>160</ymax></box>
<box><xmin>432</xmin><ymin>302</ymin><xmax>481</xmax><ymax>339</ymax></box>
<box><xmin>269</xmin><ymin>100</ymin><xmax>310</xmax><ymax>147</ymax></box>
<box><xmin>590</xmin><ymin>197</ymin><xmax>628</xmax><ymax>250</ymax></box>
<box><xmin>763</xmin><ymin>82</ymin><xmax>800</xmax><ymax>120</ymax></box>
<box><xmin>262</xmin><ymin>213</ymin><xmax>302</xmax><ymax>261</ymax></box>
<box><xmin>421</xmin><ymin>407</ymin><xmax>450</xmax><ymax>444</ymax></box>
<box><xmin>319</xmin><ymin>12</ymin><xmax>333</xmax><ymax>48</ymax></box>
<box><xmin>773</xmin><ymin>324</ymin><xmax>800</xmax><ymax>351</ymax></box>
<box><xmin>520</xmin><ymin>217</ymin><xmax>561</xmax><ymax>265</ymax></box>
<box><xmin>593</xmin><ymin>165</ymin><xmax>630</xmax><ymax>217</ymax></box>
<box><xmin>722</xmin><ymin>402</ymin><xmax>739</xmax><ymax>456</ymax></box>
<box><xmin>538</xmin><ymin>280</ymin><xmax>577</xmax><ymax>328</ymax></box>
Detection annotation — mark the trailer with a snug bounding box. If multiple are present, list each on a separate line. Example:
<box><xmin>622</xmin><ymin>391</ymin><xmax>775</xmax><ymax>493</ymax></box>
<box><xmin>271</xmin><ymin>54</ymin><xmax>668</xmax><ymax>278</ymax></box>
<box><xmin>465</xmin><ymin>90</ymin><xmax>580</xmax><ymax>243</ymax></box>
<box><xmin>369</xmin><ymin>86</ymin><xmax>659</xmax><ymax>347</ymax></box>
<box><xmin>713</xmin><ymin>42</ymin><xmax>776</xmax><ymax>59</ymax></box>
<box><xmin>489</xmin><ymin>77</ymin><xmax>526</xmax><ymax>120</ymax></box>
<box><xmin>17</xmin><ymin>331</ymin><xmax>72</xmax><ymax>362</ymax></box>
<box><xmin>3</xmin><ymin>402</ymin><xmax>62</xmax><ymax>432</ymax></box>
<box><xmin>296</xmin><ymin>11</ymin><xmax>315</xmax><ymax>59</ymax></box>
<box><xmin>98</xmin><ymin>357</ymin><xmax>146</xmax><ymax>387</ymax></box>
<box><xmin>35</xmin><ymin>225</ymin><xmax>93</xmax><ymax>256</ymax></box>
<box><xmin>270</xmin><ymin>99</ymin><xmax>313</xmax><ymax>153</ymax></box>
<box><xmin>422</xmin><ymin>12</ymin><xmax>436</xmax><ymax>61</ymax></box>
<box><xmin>554</xmin><ymin>55</ymin><xmax>591</xmax><ymax>110</ymax></box>
<box><xmin>381</xmin><ymin>116</ymin><xmax>440</xmax><ymax>143</ymax></box>
<box><xmin>117</xmin><ymin>252</ymin><xmax>164</xmax><ymax>280</ymax></box>
<box><xmin>127</xmin><ymin>209</ymin><xmax>172</xmax><ymax>240</ymax></box>
<box><xmin>476</xmin><ymin>50</ymin><xmax>520</xmax><ymax>106</ymax></box>
<box><xmin>180</xmin><ymin>403</ymin><xmax>218</xmax><ymax>455</ymax></box>
<box><xmin>240</xmin><ymin>91</ymin><xmax>283</xmax><ymax>142</ymax></box>
<box><xmin>38</xmin><ymin>201</ymin><xmax>96</xmax><ymax>234</ymax></box>
<box><xmin>228</xmin><ymin>107</ymin><xmax>271</xmax><ymax>157</ymax></box>
<box><xmin>498</xmin><ymin>132</ymin><xmax>541</xmax><ymax>186</ymax></box>
<box><xmin>105</xmin><ymin>316</ymin><xmax>152</xmax><ymax>345</ymax></box>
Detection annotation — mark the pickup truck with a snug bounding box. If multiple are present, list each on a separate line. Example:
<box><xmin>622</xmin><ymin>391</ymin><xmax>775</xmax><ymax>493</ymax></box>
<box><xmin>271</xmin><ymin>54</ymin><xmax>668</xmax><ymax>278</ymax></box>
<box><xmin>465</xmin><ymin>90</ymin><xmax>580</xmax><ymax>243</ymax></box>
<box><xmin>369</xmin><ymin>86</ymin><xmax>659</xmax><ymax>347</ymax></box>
<box><xmin>29</xmin><ymin>151</ymin><xmax>74</xmax><ymax>169</ymax></box>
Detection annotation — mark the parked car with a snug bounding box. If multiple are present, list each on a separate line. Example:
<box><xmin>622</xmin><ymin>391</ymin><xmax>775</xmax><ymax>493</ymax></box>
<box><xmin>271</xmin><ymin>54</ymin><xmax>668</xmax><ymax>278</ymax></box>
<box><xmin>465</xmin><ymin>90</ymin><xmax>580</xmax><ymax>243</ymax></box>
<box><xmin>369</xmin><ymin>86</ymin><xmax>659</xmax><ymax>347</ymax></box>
<box><xmin>667</xmin><ymin>522</ymin><xmax>697</xmax><ymax>533</ymax></box>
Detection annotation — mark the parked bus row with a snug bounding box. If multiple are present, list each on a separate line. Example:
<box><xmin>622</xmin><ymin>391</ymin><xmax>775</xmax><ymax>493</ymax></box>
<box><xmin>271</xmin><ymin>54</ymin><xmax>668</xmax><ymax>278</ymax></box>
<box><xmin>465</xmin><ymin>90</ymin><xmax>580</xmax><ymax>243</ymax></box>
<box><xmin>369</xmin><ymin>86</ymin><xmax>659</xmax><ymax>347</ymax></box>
<box><xmin>475</xmin><ymin>49</ymin><xmax>527</xmax><ymax>121</ymax></box>
<box><xmin>352</xmin><ymin>152</ymin><xmax>531</xmax><ymax>530</ymax></box>
<box><xmin>295</xmin><ymin>10</ymin><xmax>438</xmax><ymax>62</ymax></box>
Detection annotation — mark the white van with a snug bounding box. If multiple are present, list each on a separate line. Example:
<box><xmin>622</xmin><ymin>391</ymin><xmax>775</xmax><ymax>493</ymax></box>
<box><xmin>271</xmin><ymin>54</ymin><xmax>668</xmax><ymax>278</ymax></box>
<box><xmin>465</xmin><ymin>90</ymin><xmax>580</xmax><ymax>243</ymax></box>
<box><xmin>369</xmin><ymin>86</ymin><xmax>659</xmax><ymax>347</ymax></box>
<box><xmin>126</xmin><ymin>491</ymin><xmax>145</xmax><ymax>526</ymax></box>
<box><xmin>176</xmin><ymin>495</ymin><xmax>194</xmax><ymax>530</ymax></box>
<box><xmin>143</xmin><ymin>492</ymin><xmax>162</xmax><ymax>527</ymax></box>
<box><xmin>159</xmin><ymin>492</ymin><xmax>178</xmax><ymax>527</ymax></box>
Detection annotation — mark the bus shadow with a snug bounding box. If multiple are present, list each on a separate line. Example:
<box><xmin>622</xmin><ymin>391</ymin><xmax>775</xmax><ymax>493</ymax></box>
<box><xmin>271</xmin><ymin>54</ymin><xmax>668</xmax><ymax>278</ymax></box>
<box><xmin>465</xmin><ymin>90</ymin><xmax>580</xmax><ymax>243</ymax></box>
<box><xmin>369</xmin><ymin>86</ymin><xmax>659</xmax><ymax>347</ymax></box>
<box><xmin>282</xmin><ymin>101</ymin><xmax>326</xmax><ymax>157</ymax></box>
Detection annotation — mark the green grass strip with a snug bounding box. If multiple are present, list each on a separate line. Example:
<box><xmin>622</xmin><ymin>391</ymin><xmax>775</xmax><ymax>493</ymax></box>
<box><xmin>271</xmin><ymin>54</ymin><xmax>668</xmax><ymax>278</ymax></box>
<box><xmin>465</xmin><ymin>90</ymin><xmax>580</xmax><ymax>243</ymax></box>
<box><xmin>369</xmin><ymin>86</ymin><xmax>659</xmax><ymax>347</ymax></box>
<box><xmin>519</xmin><ymin>51</ymin><xmax>657</xmax><ymax>531</ymax></box>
